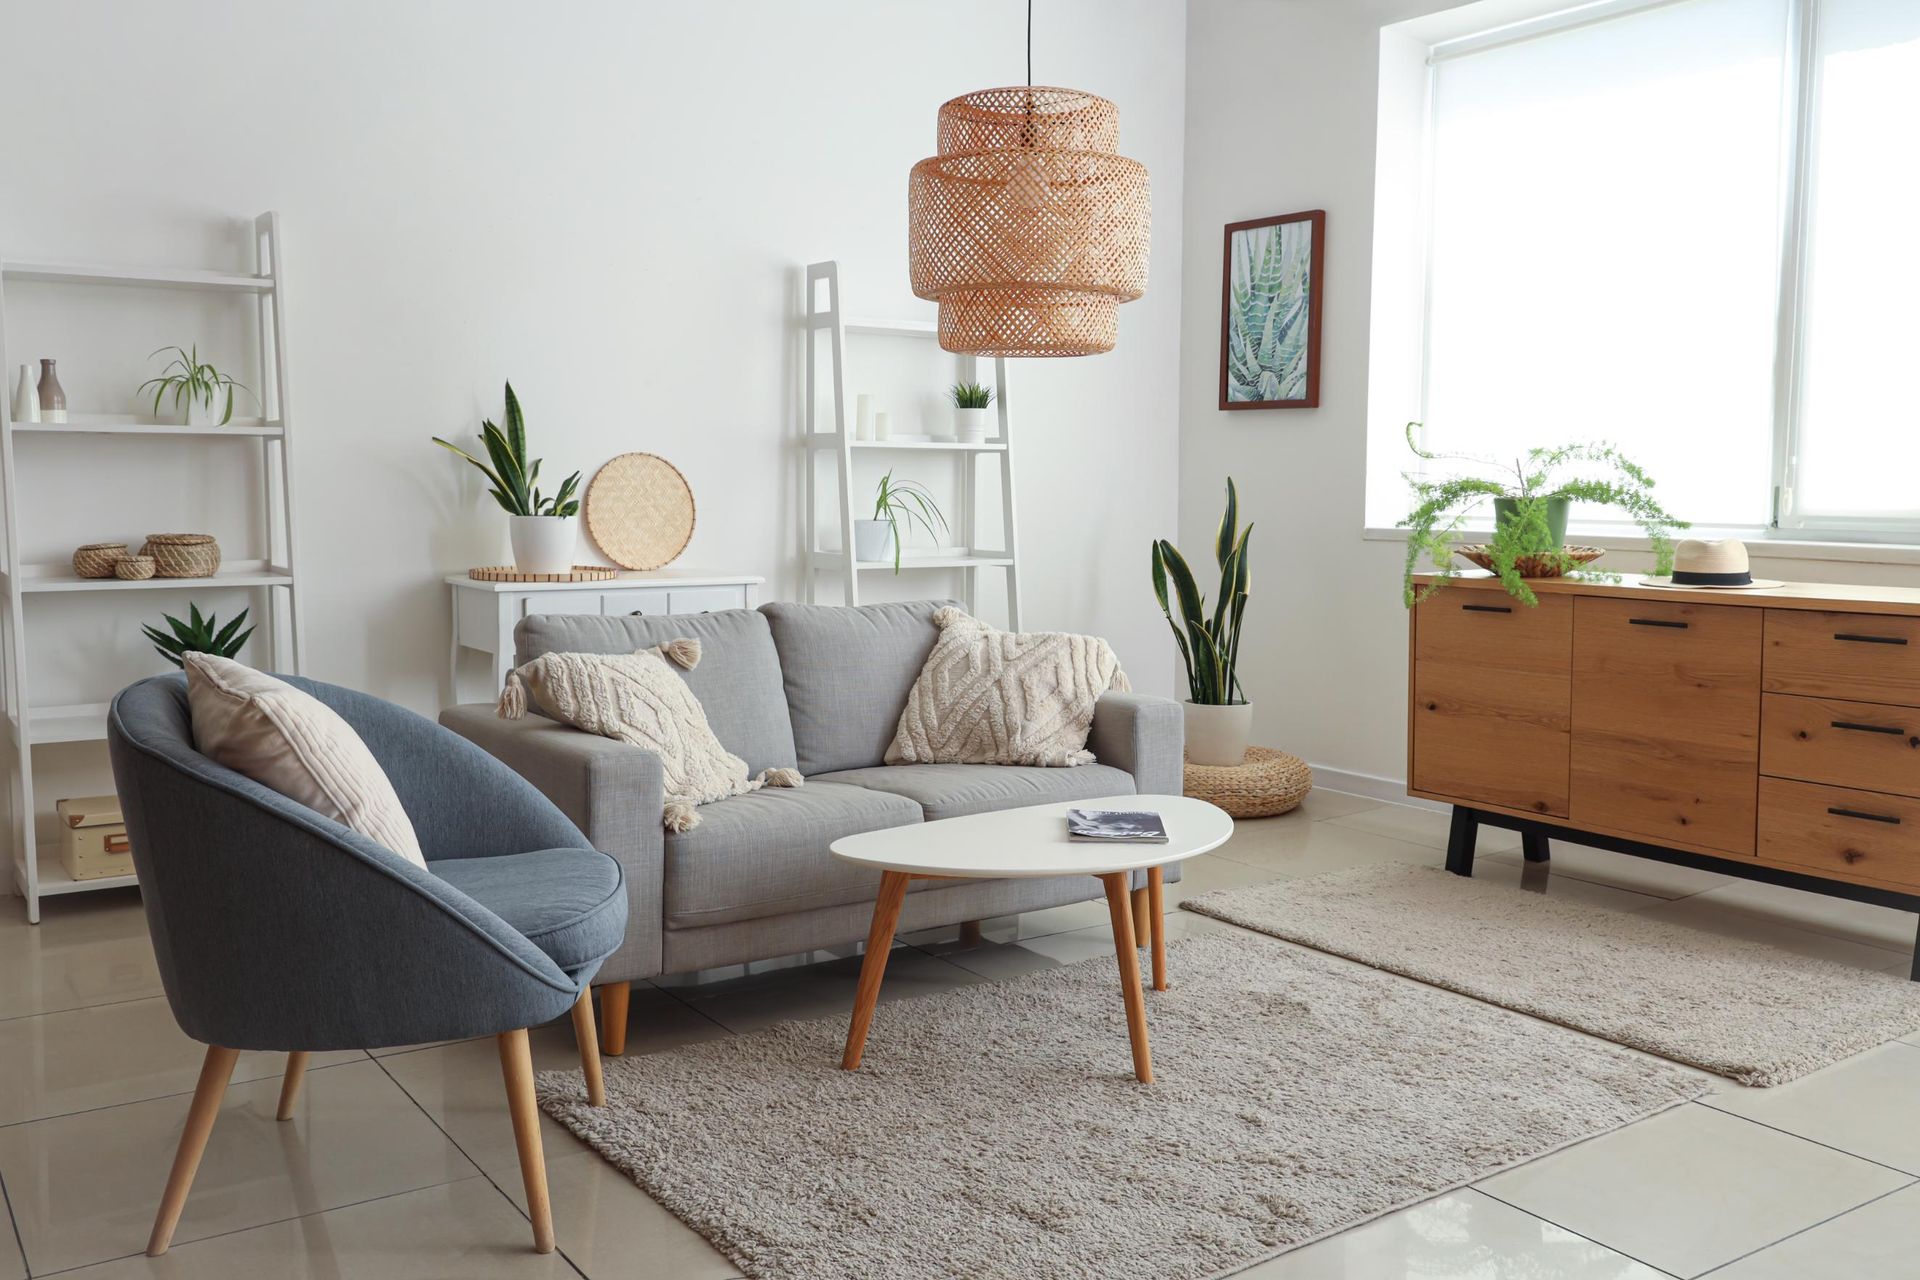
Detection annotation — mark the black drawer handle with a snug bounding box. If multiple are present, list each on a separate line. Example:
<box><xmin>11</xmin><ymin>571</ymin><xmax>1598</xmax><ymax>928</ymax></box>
<box><xmin>1832</xmin><ymin>720</ymin><xmax>1905</xmax><ymax>736</ymax></box>
<box><xmin>1461</xmin><ymin>604</ymin><xmax>1512</xmax><ymax>614</ymax></box>
<box><xmin>1629</xmin><ymin>618</ymin><xmax>1689</xmax><ymax>629</ymax></box>
<box><xmin>1828</xmin><ymin>806</ymin><xmax>1901</xmax><ymax>825</ymax></box>
<box><xmin>1834</xmin><ymin>633</ymin><xmax>1908</xmax><ymax>645</ymax></box>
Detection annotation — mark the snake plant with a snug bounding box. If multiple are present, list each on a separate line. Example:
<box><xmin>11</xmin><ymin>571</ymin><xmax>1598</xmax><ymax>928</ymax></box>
<box><xmin>1152</xmin><ymin>478</ymin><xmax>1252</xmax><ymax>705</ymax></box>
<box><xmin>431</xmin><ymin>382</ymin><xmax>581</xmax><ymax>517</ymax></box>
<box><xmin>144</xmin><ymin>604</ymin><xmax>254</xmax><ymax>668</ymax></box>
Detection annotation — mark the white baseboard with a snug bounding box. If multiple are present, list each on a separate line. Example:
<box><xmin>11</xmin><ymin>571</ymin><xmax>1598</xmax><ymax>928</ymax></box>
<box><xmin>1303</xmin><ymin>763</ymin><xmax>1447</xmax><ymax>813</ymax></box>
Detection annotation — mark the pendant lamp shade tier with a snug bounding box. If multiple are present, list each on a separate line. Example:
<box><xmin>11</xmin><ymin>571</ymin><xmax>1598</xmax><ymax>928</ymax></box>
<box><xmin>909</xmin><ymin>86</ymin><xmax>1150</xmax><ymax>357</ymax></box>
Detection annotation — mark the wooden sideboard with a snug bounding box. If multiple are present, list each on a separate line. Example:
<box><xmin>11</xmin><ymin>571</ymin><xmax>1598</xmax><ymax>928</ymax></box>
<box><xmin>1408</xmin><ymin>572</ymin><xmax>1920</xmax><ymax>976</ymax></box>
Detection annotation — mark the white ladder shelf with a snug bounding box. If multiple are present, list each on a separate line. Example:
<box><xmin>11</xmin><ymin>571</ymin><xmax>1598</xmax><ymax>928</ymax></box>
<box><xmin>801</xmin><ymin>261</ymin><xmax>1022</xmax><ymax>627</ymax></box>
<box><xmin>0</xmin><ymin>212</ymin><xmax>305</xmax><ymax>922</ymax></box>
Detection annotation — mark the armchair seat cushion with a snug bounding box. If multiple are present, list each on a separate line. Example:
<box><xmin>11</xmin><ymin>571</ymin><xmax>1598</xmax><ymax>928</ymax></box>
<box><xmin>812</xmin><ymin>763</ymin><xmax>1137</xmax><ymax>822</ymax></box>
<box><xmin>663</xmin><ymin>783</ymin><xmax>923</xmax><ymax>929</ymax></box>
<box><xmin>430</xmin><ymin>848</ymin><xmax>625</xmax><ymax>972</ymax></box>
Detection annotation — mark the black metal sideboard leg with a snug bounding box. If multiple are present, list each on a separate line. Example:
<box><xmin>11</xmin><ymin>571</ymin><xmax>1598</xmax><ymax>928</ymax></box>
<box><xmin>1445</xmin><ymin>806</ymin><xmax>1479</xmax><ymax>877</ymax></box>
<box><xmin>1521</xmin><ymin>830</ymin><xmax>1551</xmax><ymax>863</ymax></box>
<box><xmin>1910</xmin><ymin>918</ymin><xmax>1920</xmax><ymax>982</ymax></box>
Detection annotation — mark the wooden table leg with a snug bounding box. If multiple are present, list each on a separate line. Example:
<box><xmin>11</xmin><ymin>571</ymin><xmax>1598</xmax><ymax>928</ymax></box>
<box><xmin>1131</xmin><ymin>884</ymin><xmax>1152</xmax><ymax>947</ymax></box>
<box><xmin>1100</xmin><ymin>873</ymin><xmax>1153</xmax><ymax>1084</ymax></box>
<box><xmin>842</xmin><ymin>871</ymin><xmax>910</xmax><ymax>1070</ymax></box>
<box><xmin>1147</xmin><ymin>866</ymin><xmax>1167</xmax><ymax>991</ymax></box>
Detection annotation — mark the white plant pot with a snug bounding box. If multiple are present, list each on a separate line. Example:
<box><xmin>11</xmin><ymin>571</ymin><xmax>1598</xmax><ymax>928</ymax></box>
<box><xmin>853</xmin><ymin>519</ymin><xmax>894</xmax><ymax>564</ymax></box>
<box><xmin>954</xmin><ymin>406</ymin><xmax>991</xmax><ymax>443</ymax></box>
<box><xmin>510</xmin><ymin>515</ymin><xmax>579</xmax><ymax>575</ymax></box>
<box><xmin>185</xmin><ymin>385</ymin><xmax>231</xmax><ymax>428</ymax></box>
<box><xmin>1184</xmin><ymin>701</ymin><xmax>1253</xmax><ymax>767</ymax></box>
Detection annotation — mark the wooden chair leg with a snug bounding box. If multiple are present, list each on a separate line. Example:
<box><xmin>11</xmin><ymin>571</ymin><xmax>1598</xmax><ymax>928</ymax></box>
<box><xmin>1147</xmin><ymin>866</ymin><xmax>1168</xmax><ymax>991</ymax></box>
<box><xmin>570</xmin><ymin>988</ymin><xmax>606</xmax><ymax>1106</ymax></box>
<box><xmin>598</xmin><ymin>981</ymin><xmax>630</xmax><ymax>1058</ymax></box>
<box><xmin>497</xmin><ymin>1028</ymin><xmax>555</xmax><ymax>1254</ymax></box>
<box><xmin>1131</xmin><ymin>884</ymin><xmax>1153</xmax><ymax>948</ymax></box>
<box><xmin>275</xmin><ymin>1051</ymin><xmax>309</xmax><ymax>1121</ymax></box>
<box><xmin>842</xmin><ymin>870</ymin><xmax>910</xmax><ymax>1070</ymax></box>
<box><xmin>147</xmin><ymin>1044</ymin><xmax>240</xmax><ymax>1256</ymax></box>
<box><xmin>1100</xmin><ymin>873</ymin><xmax>1154</xmax><ymax>1084</ymax></box>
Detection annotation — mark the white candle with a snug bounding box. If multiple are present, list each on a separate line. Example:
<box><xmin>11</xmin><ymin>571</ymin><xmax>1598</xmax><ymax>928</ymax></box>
<box><xmin>855</xmin><ymin>394</ymin><xmax>873</xmax><ymax>441</ymax></box>
<box><xmin>873</xmin><ymin>411</ymin><xmax>890</xmax><ymax>440</ymax></box>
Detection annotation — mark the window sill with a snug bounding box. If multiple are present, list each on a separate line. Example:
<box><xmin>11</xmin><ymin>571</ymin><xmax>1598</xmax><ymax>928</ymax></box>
<box><xmin>1361</xmin><ymin>526</ymin><xmax>1920</xmax><ymax>568</ymax></box>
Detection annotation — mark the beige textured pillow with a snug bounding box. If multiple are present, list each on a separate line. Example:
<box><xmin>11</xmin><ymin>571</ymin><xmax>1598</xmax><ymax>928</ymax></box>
<box><xmin>498</xmin><ymin>638</ymin><xmax>802</xmax><ymax>832</ymax></box>
<box><xmin>887</xmin><ymin>607</ymin><xmax>1131</xmax><ymax>767</ymax></box>
<box><xmin>183</xmin><ymin>653</ymin><xmax>426</xmax><ymax>867</ymax></box>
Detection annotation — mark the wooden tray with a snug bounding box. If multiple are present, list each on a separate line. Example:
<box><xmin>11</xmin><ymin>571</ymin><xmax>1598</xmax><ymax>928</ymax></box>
<box><xmin>1452</xmin><ymin>544</ymin><xmax>1603</xmax><ymax>578</ymax></box>
<box><xmin>468</xmin><ymin>565</ymin><xmax>618</xmax><ymax>583</ymax></box>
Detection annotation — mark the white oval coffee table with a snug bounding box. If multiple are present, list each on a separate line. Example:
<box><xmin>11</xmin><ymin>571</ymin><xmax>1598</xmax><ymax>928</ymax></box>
<box><xmin>830</xmin><ymin>793</ymin><xmax>1233</xmax><ymax>1084</ymax></box>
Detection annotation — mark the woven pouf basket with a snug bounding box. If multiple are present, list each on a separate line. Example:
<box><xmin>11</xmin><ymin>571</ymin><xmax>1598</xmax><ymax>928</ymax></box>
<box><xmin>140</xmin><ymin>533</ymin><xmax>221</xmax><ymax>578</ymax></box>
<box><xmin>1183</xmin><ymin>746</ymin><xmax>1313</xmax><ymax>818</ymax></box>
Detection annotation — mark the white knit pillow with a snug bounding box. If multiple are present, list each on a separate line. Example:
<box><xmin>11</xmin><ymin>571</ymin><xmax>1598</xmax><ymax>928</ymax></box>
<box><xmin>498</xmin><ymin>638</ymin><xmax>801</xmax><ymax>831</ymax></box>
<box><xmin>184</xmin><ymin>653</ymin><xmax>427</xmax><ymax>867</ymax></box>
<box><xmin>887</xmin><ymin>607</ymin><xmax>1131</xmax><ymax>767</ymax></box>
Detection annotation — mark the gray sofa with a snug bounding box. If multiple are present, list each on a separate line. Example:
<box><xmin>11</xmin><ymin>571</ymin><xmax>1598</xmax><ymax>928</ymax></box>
<box><xmin>440</xmin><ymin>598</ymin><xmax>1184</xmax><ymax>1050</ymax></box>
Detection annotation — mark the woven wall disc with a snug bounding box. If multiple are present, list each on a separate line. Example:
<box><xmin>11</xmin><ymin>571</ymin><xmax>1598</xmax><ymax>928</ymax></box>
<box><xmin>584</xmin><ymin>453</ymin><xmax>696</xmax><ymax>571</ymax></box>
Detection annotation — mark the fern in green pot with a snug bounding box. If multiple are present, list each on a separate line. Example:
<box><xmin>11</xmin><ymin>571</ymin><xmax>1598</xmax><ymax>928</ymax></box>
<box><xmin>1151</xmin><ymin>478</ymin><xmax>1253</xmax><ymax>766</ymax></box>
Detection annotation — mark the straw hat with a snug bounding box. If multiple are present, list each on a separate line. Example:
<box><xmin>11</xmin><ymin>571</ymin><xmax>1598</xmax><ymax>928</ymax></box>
<box><xmin>1643</xmin><ymin>538</ymin><xmax>1782</xmax><ymax>590</ymax></box>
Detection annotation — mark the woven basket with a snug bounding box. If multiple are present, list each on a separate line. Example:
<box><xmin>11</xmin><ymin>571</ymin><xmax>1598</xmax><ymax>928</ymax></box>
<box><xmin>71</xmin><ymin>543</ymin><xmax>129</xmax><ymax>579</ymax></box>
<box><xmin>140</xmin><ymin>533</ymin><xmax>221</xmax><ymax>578</ymax></box>
<box><xmin>1452</xmin><ymin>544</ymin><xmax>1603</xmax><ymax>579</ymax></box>
<box><xmin>1183</xmin><ymin>746</ymin><xmax>1313</xmax><ymax>819</ymax></box>
<box><xmin>113</xmin><ymin>556</ymin><xmax>156</xmax><ymax>581</ymax></box>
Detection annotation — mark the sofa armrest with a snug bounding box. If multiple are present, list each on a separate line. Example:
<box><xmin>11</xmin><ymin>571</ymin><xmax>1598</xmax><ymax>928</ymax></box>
<box><xmin>1088</xmin><ymin>691</ymin><xmax>1184</xmax><ymax>796</ymax></box>
<box><xmin>439</xmin><ymin>705</ymin><xmax>666</xmax><ymax>981</ymax></box>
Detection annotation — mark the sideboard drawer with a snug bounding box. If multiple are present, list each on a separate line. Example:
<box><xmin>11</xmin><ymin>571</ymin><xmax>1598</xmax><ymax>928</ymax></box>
<box><xmin>1410</xmin><ymin>590</ymin><xmax>1572</xmax><ymax>816</ymax></box>
<box><xmin>669</xmin><ymin>586</ymin><xmax>748</xmax><ymax>614</ymax></box>
<box><xmin>1758</xmin><ymin>776</ymin><xmax>1920</xmax><ymax>891</ymax></box>
<box><xmin>1765</xmin><ymin>610</ymin><xmax>1920</xmax><ymax>706</ymax></box>
<box><xmin>601</xmin><ymin>588</ymin><xmax>672</xmax><ymax>616</ymax></box>
<box><xmin>1760</xmin><ymin>692</ymin><xmax>1920</xmax><ymax>798</ymax></box>
<box><xmin>1570</xmin><ymin>596</ymin><xmax>1761</xmax><ymax>855</ymax></box>
<box><xmin>520</xmin><ymin>591</ymin><xmax>602</xmax><ymax>617</ymax></box>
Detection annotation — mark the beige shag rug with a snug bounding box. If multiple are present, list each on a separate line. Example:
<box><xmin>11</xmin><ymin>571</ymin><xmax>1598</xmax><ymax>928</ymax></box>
<box><xmin>539</xmin><ymin>932</ymin><xmax>1702</xmax><ymax>1280</ymax></box>
<box><xmin>1184</xmin><ymin>863</ymin><xmax>1920</xmax><ymax>1087</ymax></box>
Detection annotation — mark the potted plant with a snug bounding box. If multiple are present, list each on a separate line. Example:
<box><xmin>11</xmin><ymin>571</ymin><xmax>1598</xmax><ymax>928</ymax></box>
<box><xmin>143</xmin><ymin>604</ymin><xmax>254</xmax><ymax>668</ymax></box>
<box><xmin>432</xmin><ymin>382</ymin><xmax>582</xmax><ymax>574</ymax></box>
<box><xmin>1400</xmin><ymin>423</ymin><xmax>1685</xmax><ymax>607</ymax></box>
<box><xmin>138</xmin><ymin>345</ymin><xmax>250</xmax><ymax>427</ymax></box>
<box><xmin>948</xmin><ymin>381</ymin><xmax>995</xmax><ymax>443</ymax></box>
<box><xmin>854</xmin><ymin>469</ymin><xmax>948</xmax><ymax>572</ymax></box>
<box><xmin>1151</xmin><ymin>478</ymin><xmax>1252</xmax><ymax>766</ymax></box>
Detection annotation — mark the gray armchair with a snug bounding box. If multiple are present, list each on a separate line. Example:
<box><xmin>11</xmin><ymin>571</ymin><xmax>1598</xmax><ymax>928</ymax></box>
<box><xmin>107</xmin><ymin>673</ymin><xmax>628</xmax><ymax>1256</ymax></box>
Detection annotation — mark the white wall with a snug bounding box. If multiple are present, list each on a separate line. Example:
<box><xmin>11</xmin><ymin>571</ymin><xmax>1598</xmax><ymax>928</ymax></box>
<box><xmin>0</xmin><ymin>1</ymin><xmax>1187</xmax><ymax>856</ymax></box>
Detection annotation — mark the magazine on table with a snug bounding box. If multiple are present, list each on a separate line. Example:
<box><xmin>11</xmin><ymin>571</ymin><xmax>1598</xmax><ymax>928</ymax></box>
<box><xmin>1065</xmin><ymin>808</ymin><xmax>1169</xmax><ymax>843</ymax></box>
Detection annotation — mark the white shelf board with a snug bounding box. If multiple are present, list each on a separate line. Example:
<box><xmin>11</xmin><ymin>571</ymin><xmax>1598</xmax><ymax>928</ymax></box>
<box><xmin>17</xmin><ymin>848</ymin><xmax>138</xmax><ymax>897</ymax></box>
<box><xmin>12</xmin><ymin>416</ymin><xmax>283</xmax><ymax>439</ymax></box>
<box><xmin>808</xmin><ymin>550</ymin><xmax>1014</xmax><ymax>571</ymax></box>
<box><xmin>805</xmin><ymin>434</ymin><xmax>1005</xmax><ymax>453</ymax></box>
<box><xmin>1</xmin><ymin>260</ymin><xmax>274</xmax><ymax>292</ymax></box>
<box><xmin>11</xmin><ymin>702</ymin><xmax>109</xmax><ymax>746</ymax></box>
<box><xmin>12</xmin><ymin>562</ymin><xmax>294</xmax><ymax>593</ymax></box>
<box><xmin>843</xmin><ymin>317</ymin><xmax>939</xmax><ymax>337</ymax></box>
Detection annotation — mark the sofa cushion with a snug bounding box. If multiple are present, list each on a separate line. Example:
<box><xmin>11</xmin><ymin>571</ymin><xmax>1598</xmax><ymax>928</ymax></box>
<box><xmin>813</xmin><ymin>763</ymin><xmax>1137</xmax><ymax>822</ymax></box>
<box><xmin>759</xmin><ymin>599</ymin><xmax>957</xmax><ymax>776</ymax></box>
<box><xmin>662</xmin><ymin>782</ymin><xmax>924</xmax><ymax>929</ymax></box>
<box><xmin>515</xmin><ymin>608</ymin><xmax>798</xmax><ymax>775</ymax></box>
<box><xmin>430</xmin><ymin>847</ymin><xmax>625</xmax><ymax>972</ymax></box>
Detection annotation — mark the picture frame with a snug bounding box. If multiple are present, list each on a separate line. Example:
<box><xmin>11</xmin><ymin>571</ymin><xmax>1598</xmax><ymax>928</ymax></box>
<box><xmin>1219</xmin><ymin>209</ymin><xmax>1325</xmax><ymax>410</ymax></box>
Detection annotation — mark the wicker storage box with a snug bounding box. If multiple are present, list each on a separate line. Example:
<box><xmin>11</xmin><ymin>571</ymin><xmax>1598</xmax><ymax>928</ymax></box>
<box><xmin>72</xmin><ymin>543</ymin><xmax>129</xmax><ymax>578</ymax></box>
<box><xmin>55</xmin><ymin>794</ymin><xmax>134</xmax><ymax>881</ymax></box>
<box><xmin>140</xmin><ymin>533</ymin><xmax>221</xmax><ymax>578</ymax></box>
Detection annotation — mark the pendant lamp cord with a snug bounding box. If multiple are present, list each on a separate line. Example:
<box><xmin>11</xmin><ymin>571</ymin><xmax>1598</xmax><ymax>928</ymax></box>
<box><xmin>1026</xmin><ymin>0</ymin><xmax>1033</xmax><ymax>84</ymax></box>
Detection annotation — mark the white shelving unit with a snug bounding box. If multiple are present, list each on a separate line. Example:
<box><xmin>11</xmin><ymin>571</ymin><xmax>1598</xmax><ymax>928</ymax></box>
<box><xmin>801</xmin><ymin>261</ymin><xmax>1022</xmax><ymax>627</ymax></box>
<box><xmin>0</xmin><ymin>212</ymin><xmax>304</xmax><ymax>921</ymax></box>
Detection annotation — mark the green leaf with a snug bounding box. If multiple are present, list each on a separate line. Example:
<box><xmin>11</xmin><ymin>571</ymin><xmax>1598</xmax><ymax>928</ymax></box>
<box><xmin>1215</xmin><ymin>477</ymin><xmax>1238</xmax><ymax>568</ymax></box>
<box><xmin>503</xmin><ymin>382</ymin><xmax>526</xmax><ymax>471</ymax></box>
<box><xmin>1157</xmin><ymin>540</ymin><xmax>1206</xmax><ymax>629</ymax></box>
<box><xmin>211</xmin><ymin>608</ymin><xmax>251</xmax><ymax>650</ymax></box>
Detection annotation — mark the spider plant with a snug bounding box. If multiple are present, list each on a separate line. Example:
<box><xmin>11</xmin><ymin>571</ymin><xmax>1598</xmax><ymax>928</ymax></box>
<box><xmin>144</xmin><ymin>604</ymin><xmax>254</xmax><ymax>668</ymax></box>
<box><xmin>1151</xmin><ymin>478</ymin><xmax>1252</xmax><ymax>705</ymax></box>
<box><xmin>947</xmin><ymin>381</ymin><xmax>995</xmax><ymax>409</ymax></box>
<box><xmin>430</xmin><ymin>382</ymin><xmax>580</xmax><ymax>517</ymax></box>
<box><xmin>871</xmin><ymin>469</ymin><xmax>949</xmax><ymax>573</ymax></box>
<box><xmin>137</xmin><ymin>345</ymin><xmax>250</xmax><ymax>425</ymax></box>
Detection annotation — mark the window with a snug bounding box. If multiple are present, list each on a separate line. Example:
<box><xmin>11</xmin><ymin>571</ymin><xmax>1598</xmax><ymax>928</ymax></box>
<box><xmin>1398</xmin><ymin>0</ymin><xmax>1920</xmax><ymax>540</ymax></box>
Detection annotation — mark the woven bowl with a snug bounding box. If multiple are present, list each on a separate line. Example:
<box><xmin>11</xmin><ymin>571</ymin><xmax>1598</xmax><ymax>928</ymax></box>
<box><xmin>1452</xmin><ymin>544</ymin><xmax>1603</xmax><ymax>579</ymax></box>
<box><xmin>140</xmin><ymin>533</ymin><xmax>221</xmax><ymax>578</ymax></box>
<box><xmin>72</xmin><ymin>542</ymin><xmax>129</xmax><ymax>579</ymax></box>
<box><xmin>113</xmin><ymin>556</ymin><xmax>157</xmax><ymax>581</ymax></box>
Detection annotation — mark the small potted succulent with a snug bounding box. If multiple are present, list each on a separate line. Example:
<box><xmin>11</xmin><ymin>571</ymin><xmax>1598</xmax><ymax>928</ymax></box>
<box><xmin>1152</xmin><ymin>478</ymin><xmax>1253</xmax><ymax>766</ymax></box>
<box><xmin>138</xmin><ymin>345</ymin><xmax>250</xmax><ymax>427</ymax></box>
<box><xmin>948</xmin><ymin>381</ymin><xmax>995</xmax><ymax>443</ymax></box>
<box><xmin>144</xmin><ymin>604</ymin><xmax>254</xmax><ymax>668</ymax></box>
<box><xmin>854</xmin><ymin>470</ymin><xmax>948</xmax><ymax>572</ymax></box>
<box><xmin>432</xmin><ymin>382</ymin><xmax>582</xmax><ymax>574</ymax></box>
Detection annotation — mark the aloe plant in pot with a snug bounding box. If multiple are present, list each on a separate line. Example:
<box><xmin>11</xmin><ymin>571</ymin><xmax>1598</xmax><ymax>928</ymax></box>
<box><xmin>431</xmin><ymin>382</ymin><xmax>582</xmax><ymax>574</ymax></box>
<box><xmin>1152</xmin><ymin>478</ymin><xmax>1252</xmax><ymax>766</ymax></box>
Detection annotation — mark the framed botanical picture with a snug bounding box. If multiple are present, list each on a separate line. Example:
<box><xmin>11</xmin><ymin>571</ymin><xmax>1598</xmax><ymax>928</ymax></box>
<box><xmin>1219</xmin><ymin>210</ymin><xmax>1325</xmax><ymax>410</ymax></box>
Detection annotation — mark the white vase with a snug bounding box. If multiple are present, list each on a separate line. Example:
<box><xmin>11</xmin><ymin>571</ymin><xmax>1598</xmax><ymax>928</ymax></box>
<box><xmin>1184</xmin><ymin>701</ymin><xmax>1253</xmax><ymax>767</ymax></box>
<box><xmin>12</xmin><ymin>365</ymin><xmax>38</xmax><ymax>424</ymax></box>
<box><xmin>853</xmin><ymin>519</ymin><xmax>894</xmax><ymax>563</ymax></box>
<box><xmin>954</xmin><ymin>406</ymin><xmax>990</xmax><ymax>443</ymax></box>
<box><xmin>185</xmin><ymin>385</ymin><xmax>229</xmax><ymax>427</ymax></box>
<box><xmin>509</xmin><ymin>515</ymin><xmax>579</xmax><ymax>574</ymax></box>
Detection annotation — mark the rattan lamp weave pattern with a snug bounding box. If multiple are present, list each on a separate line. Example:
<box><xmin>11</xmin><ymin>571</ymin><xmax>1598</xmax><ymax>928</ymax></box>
<box><xmin>909</xmin><ymin>86</ymin><xmax>1150</xmax><ymax>357</ymax></box>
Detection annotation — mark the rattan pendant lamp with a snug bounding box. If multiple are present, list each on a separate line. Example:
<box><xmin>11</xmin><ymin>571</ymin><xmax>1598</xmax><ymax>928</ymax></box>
<box><xmin>908</xmin><ymin>1</ymin><xmax>1151</xmax><ymax>356</ymax></box>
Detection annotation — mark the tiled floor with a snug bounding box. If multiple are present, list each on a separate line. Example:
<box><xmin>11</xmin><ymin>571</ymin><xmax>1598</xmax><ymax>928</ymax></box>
<box><xmin>2</xmin><ymin>791</ymin><xmax>1916</xmax><ymax>1278</ymax></box>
